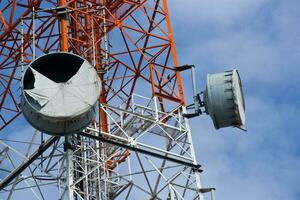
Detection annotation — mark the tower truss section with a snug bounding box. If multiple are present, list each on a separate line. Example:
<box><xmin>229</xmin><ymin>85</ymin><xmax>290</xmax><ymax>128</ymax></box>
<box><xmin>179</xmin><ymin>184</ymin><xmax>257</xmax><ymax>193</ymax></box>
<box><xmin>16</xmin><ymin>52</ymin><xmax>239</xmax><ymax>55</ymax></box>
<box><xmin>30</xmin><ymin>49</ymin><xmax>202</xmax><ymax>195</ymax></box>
<box><xmin>0</xmin><ymin>1</ymin><xmax>207</xmax><ymax>199</ymax></box>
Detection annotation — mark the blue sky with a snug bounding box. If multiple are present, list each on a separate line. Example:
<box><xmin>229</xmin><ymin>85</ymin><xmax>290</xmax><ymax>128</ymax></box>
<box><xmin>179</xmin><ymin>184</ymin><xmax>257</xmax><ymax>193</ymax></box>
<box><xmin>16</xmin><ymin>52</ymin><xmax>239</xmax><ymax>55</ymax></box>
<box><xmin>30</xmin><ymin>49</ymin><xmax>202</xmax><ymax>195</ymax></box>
<box><xmin>169</xmin><ymin>0</ymin><xmax>300</xmax><ymax>199</ymax></box>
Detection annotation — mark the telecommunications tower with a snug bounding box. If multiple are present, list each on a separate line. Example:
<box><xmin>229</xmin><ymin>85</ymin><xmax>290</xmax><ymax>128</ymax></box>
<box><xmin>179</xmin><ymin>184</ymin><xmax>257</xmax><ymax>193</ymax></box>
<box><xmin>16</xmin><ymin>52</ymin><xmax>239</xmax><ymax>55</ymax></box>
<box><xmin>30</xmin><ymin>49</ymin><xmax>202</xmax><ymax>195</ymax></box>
<box><xmin>0</xmin><ymin>1</ymin><xmax>245</xmax><ymax>200</ymax></box>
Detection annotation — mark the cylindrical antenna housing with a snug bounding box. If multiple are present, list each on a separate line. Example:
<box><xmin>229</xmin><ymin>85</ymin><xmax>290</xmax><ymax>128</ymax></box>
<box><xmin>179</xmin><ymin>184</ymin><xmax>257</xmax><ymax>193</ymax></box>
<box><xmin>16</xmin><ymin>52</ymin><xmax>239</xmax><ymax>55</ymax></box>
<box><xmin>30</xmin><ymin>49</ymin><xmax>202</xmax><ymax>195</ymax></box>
<box><xmin>20</xmin><ymin>52</ymin><xmax>101</xmax><ymax>135</ymax></box>
<box><xmin>204</xmin><ymin>69</ymin><xmax>246</xmax><ymax>131</ymax></box>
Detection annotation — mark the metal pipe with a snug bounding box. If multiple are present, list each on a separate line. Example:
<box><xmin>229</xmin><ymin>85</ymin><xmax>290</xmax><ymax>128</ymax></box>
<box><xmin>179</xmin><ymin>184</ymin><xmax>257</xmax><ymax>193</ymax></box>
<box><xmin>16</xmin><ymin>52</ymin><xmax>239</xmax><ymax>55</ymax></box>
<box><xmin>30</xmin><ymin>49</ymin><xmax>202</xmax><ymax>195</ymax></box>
<box><xmin>175</xmin><ymin>64</ymin><xmax>201</xmax><ymax>117</ymax></box>
<box><xmin>211</xmin><ymin>189</ymin><xmax>216</xmax><ymax>200</ymax></box>
<box><xmin>190</xmin><ymin>65</ymin><xmax>200</xmax><ymax>113</ymax></box>
<box><xmin>65</xmin><ymin>136</ymin><xmax>74</xmax><ymax>200</ymax></box>
<box><xmin>21</xmin><ymin>19</ymin><xmax>24</xmax><ymax>77</ymax></box>
<box><xmin>32</xmin><ymin>7</ymin><xmax>35</xmax><ymax>59</ymax></box>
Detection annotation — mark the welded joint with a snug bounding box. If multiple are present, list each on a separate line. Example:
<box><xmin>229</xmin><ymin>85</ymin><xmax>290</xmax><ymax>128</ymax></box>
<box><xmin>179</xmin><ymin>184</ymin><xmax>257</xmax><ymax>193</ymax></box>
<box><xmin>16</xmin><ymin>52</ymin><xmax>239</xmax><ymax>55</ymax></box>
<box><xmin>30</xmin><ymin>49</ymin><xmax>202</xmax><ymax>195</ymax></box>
<box><xmin>128</xmin><ymin>137</ymin><xmax>137</xmax><ymax>147</ymax></box>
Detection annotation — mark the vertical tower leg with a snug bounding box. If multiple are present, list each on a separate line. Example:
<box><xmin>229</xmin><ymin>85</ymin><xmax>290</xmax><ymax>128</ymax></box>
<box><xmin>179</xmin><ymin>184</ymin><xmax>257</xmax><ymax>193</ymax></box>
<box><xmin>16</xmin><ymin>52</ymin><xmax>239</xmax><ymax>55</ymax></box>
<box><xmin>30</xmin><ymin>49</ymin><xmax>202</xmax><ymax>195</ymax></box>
<box><xmin>65</xmin><ymin>137</ymin><xmax>74</xmax><ymax>200</ymax></box>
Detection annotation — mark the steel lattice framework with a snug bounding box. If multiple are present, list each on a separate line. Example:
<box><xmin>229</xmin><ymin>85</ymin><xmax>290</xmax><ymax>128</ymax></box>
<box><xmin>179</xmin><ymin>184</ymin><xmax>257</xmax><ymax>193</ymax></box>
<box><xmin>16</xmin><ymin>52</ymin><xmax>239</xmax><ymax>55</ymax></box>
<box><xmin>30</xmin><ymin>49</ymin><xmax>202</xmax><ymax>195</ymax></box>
<box><xmin>0</xmin><ymin>0</ymin><xmax>213</xmax><ymax>199</ymax></box>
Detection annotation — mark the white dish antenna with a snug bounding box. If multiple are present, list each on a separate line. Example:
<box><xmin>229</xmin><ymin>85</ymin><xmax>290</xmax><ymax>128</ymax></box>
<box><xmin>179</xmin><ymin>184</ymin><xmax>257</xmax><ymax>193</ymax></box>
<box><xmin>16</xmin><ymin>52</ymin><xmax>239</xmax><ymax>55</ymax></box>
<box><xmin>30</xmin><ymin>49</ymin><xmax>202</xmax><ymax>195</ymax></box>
<box><xmin>20</xmin><ymin>52</ymin><xmax>101</xmax><ymax>135</ymax></box>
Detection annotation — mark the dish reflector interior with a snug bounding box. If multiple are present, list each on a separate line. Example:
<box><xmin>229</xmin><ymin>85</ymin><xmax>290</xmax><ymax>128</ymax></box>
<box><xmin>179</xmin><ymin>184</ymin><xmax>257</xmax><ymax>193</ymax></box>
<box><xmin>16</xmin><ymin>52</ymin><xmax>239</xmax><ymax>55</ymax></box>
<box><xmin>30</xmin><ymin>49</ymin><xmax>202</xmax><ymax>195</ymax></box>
<box><xmin>20</xmin><ymin>52</ymin><xmax>101</xmax><ymax>135</ymax></box>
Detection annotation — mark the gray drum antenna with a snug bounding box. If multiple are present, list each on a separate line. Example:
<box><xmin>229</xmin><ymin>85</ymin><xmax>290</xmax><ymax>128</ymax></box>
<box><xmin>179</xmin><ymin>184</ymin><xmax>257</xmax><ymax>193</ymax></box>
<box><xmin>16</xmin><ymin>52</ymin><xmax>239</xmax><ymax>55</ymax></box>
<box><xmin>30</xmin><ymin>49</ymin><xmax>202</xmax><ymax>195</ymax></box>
<box><xmin>176</xmin><ymin>65</ymin><xmax>246</xmax><ymax>131</ymax></box>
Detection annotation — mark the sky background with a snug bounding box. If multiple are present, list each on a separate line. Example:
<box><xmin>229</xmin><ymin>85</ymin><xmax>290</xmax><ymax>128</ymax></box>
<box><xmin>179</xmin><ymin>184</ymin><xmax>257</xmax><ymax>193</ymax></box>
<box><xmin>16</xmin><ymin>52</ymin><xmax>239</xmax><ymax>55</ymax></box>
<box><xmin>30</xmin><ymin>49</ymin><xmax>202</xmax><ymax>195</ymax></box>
<box><xmin>169</xmin><ymin>0</ymin><xmax>300</xmax><ymax>199</ymax></box>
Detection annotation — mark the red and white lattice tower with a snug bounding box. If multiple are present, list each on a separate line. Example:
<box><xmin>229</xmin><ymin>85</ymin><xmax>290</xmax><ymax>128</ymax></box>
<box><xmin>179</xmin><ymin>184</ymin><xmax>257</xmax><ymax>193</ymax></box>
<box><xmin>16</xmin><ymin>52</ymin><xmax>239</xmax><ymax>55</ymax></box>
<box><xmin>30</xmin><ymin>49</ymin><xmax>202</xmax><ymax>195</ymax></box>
<box><xmin>0</xmin><ymin>1</ymin><xmax>213</xmax><ymax>199</ymax></box>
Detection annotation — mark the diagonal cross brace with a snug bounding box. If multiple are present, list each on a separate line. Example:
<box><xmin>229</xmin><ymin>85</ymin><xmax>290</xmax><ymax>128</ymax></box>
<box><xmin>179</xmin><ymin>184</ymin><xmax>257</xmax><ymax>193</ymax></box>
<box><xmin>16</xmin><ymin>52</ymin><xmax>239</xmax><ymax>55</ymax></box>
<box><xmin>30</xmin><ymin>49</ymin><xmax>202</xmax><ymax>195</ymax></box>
<box><xmin>0</xmin><ymin>136</ymin><xmax>60</xmax><ymax>190</ymax></box>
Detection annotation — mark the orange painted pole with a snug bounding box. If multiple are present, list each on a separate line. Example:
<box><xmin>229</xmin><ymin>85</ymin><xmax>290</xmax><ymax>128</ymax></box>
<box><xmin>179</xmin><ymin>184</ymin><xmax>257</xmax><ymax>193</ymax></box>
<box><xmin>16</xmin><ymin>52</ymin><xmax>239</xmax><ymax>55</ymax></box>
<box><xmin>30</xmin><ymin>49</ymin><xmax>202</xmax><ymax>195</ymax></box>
<box><xmin>162</xmin><ymin>0</ymin><xmax>185</xmax><ymax>105</ymax></box>
<box><xmin>59</xmin><ymin>0</ymin><xmax>68</xmax><ymax>52</ymax></box>
<box><xmin>150</xmin><ymin>63</ymin><xmax>156</xmax><ymax>96</ymax></box>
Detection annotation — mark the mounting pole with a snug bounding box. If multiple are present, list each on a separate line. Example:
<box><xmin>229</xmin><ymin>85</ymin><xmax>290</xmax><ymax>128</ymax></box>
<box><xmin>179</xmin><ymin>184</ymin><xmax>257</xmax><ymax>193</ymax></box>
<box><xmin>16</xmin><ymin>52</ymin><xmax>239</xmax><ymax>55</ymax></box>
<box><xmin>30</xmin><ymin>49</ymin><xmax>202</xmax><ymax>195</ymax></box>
<box><xmin>183</xmin><ymin>107</ymin><xmax>205</xmax><ymax>200</ymax></box>
<box><xmin>191</xmin><ymin>65</ymin><xmax>200</xmax><ymax>113</ymax></box>
<box><xmin>21</xmin><ymin>19</ymin><xmax>24</xmax><ymax>77</ymax></box>
<box><xmin>103</xmin><ymin>7</ymin><xmax>109</xmax><ymax>76</ymax></box>
<box><xmin>176</xmin><ymin>64</ymin><xmax>203</xmax><ymax>118</ymax></box>
<box><xmin>32</xmin><ymin>7</ymin><xmax>35</xmax><ymax>59</ymax></box>
<box><xmin>199</xmin><ymin>188</ymin><xmax>216</xmax><ymax>200</ymax></box>
<box><xmin>58</xmin><ymin>0</ymin><xmax>73</xmax><ymax>199</ymax></box>
<box><xmin>65</xmin><ymin>136</ymin><xmax>74</xmax><ymax>200</ymax></box>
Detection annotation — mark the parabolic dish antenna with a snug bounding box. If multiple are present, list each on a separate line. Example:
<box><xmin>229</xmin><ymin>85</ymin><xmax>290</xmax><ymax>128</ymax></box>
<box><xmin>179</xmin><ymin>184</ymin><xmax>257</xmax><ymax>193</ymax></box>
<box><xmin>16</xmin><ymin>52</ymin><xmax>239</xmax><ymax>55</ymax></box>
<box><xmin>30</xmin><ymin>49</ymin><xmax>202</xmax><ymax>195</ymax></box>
<box><xmin>20</xmin><ymin>52</ymin><xmax>101</xmax><ymax>135</ymax></box>
<box><xmin>204</xmin><ymin>69</ymin><xmax>246</xmax><ymax>131</ymax></box>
